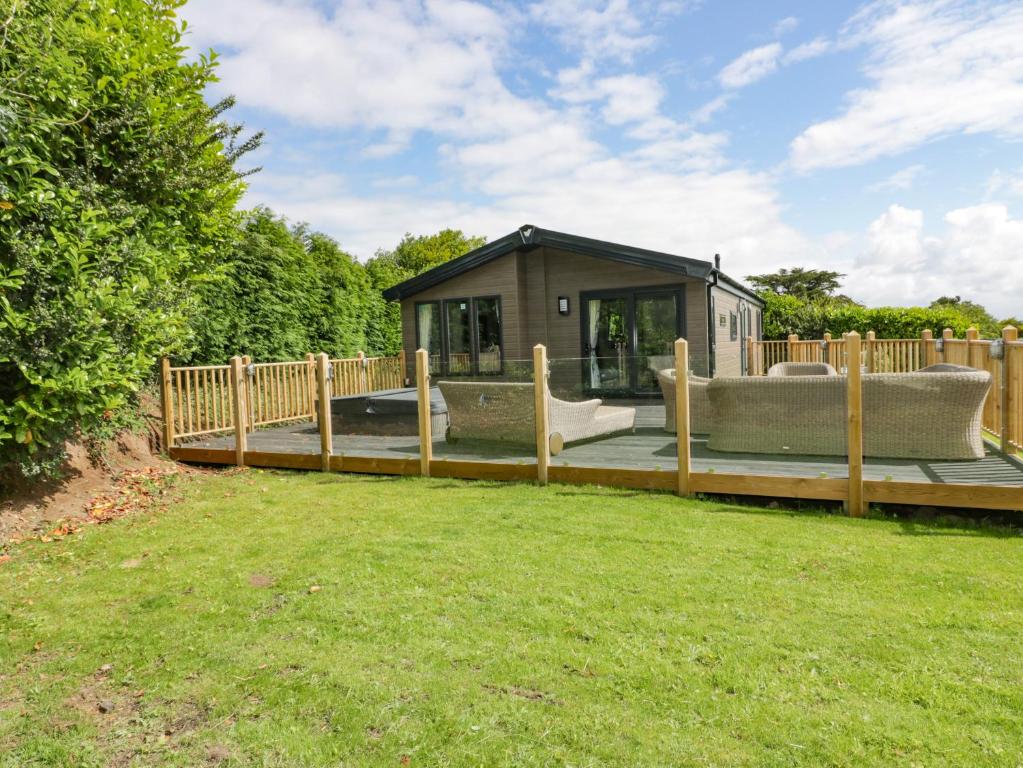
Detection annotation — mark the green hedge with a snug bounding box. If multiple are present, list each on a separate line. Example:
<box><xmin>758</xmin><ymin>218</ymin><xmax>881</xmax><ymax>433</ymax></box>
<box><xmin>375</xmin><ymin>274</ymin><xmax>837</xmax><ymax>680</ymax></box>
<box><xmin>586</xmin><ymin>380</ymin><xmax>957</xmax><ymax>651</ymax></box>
<box><xmin>0</xmin><ymin>0</ymin><xmax>250</xmax><ymax>472</ymax></box>
<box><xmin>761</xmin><ymin>293</ymin><xmax>986</xmax><ymax>341</ymax></box>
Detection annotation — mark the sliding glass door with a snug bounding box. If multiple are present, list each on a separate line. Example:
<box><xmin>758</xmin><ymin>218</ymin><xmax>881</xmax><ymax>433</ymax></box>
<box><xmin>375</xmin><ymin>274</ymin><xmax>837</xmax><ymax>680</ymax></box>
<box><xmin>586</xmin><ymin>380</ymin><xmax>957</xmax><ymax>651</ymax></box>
<box><xmin>581</xmin><ymin>287</ymin><xmax>684</xmax><ymax>396</ymax></box>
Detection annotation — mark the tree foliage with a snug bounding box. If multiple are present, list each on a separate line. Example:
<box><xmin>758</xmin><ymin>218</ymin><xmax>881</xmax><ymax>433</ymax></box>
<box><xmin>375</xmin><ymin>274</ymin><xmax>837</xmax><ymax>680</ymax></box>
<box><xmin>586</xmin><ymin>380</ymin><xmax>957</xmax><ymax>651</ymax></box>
<box><xmin>746</xmin><ymin>267</ymin><xmax>850</xmax><ymax>302</ymax></box>
<box><xmin>187</xmin><ymin>216</ymin><xmax>485</xmax><ymax>363</ymax></box>
<box><xmin>0</xmin><ymin>0</ymin><xmax>258</xmax><ymax>471</ymax></box>
<box><xmin>760</xmin><ymin>292</ymin><xmax>997</xmax><ymax>341</ymax></box>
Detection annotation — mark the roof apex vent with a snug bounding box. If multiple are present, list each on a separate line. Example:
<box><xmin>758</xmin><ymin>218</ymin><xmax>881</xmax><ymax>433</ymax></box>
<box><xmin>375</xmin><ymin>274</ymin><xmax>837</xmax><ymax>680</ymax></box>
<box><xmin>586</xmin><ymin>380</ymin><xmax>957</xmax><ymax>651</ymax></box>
<box><xmin>519</xmin><ymin>224</ymin><xmax>536</xmax><ymax>244</ymax></box>
<box><xmin>714</xmin><ymin>253</ymin><xmax>721</xmax><ymax>270</ymax></box>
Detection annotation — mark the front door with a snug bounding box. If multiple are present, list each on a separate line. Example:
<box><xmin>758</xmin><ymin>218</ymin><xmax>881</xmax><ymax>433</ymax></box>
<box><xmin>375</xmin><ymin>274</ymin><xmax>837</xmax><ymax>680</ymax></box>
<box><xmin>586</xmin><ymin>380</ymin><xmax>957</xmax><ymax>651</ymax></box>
<box><xmin>582</xmin><ymin>287</ymin><xmax>685</xmax><ymax>396</ymax></box>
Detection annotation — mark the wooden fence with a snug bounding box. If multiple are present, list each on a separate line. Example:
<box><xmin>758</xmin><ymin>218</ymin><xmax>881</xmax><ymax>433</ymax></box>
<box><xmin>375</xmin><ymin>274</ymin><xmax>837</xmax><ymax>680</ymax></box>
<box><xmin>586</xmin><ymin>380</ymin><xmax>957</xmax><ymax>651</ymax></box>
<box><xmin>167</xmin><ymin>334</ymin><xmax>1023</xmax><ymax>514</ymax></box>
<box><xmin>161</xmin><ymin>351</ymin><xmax>406</xmax><ymax>447</ymax></box>
<box><xmin>747</xmin><ymin>327</ymin><xmax>1022</xmax><ymax>453</ymax></box>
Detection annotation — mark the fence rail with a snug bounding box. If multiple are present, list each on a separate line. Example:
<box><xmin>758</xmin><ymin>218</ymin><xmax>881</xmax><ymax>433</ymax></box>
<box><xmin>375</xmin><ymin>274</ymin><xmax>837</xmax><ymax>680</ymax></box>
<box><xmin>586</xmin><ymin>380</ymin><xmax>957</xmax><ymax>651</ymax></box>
<box><xmin>747</xmin><ymin>328</ymin><xmax>1022</xmax><ymax>452</ymax></box>
<box><xmin>162</xmin><ymin>351</ymin><xmax>405</xmax><ymax>445</ymax></box>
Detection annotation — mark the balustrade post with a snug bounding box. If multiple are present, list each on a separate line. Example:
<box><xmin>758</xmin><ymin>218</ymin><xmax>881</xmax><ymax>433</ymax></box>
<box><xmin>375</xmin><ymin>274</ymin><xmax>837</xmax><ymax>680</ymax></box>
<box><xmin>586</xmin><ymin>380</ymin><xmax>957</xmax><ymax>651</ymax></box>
<box><xmin>229</xmin><ymin>356</ymin><xmax>247</xmax><ymax>466</ymax></box>
<box><xmin>160</xmin><ymin>357</ymin><xmax>174</xmax><ymax>451</ymax></box>
<box><xmin>416</xmin><ymin>349</ymin><xmax>432</xmax><ymax>476</ymax></box>
<box><xmin>921</xmin><ymin>329</ymin><xmax>936</xmax><ymax>367</ymax></box>
<box><xmin>316</xmin><ymin>353</ymin><xmax>332</xmax><ymax>472</ymax></box>
<box><xmin>845</xmin><ymin>332</ymin><xmax>865</xmax><ymax>517</ymax></box>
<box><xmin>674</xmin><ymin>338</ymin><xmax>691</xmax><ymax>496</ymax></box>
<box><xmin>533</xmin><ymin>344</ymin><xmax>551</xmax><ymax>485</ymax></box>
<box><xmin>1001</xmin><ymin>326</ymin><xmax>1019</xmax><ymax>455</ymax></box>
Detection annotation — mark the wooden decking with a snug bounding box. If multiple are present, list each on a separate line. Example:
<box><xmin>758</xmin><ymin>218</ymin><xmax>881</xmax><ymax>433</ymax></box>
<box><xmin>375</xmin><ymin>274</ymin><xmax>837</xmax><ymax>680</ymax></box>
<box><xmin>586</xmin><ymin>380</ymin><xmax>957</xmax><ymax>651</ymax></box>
<box><xmin>178</xmin><ymin>402</ymin><xmax>1023</xmax><ymax>487</ymax></box>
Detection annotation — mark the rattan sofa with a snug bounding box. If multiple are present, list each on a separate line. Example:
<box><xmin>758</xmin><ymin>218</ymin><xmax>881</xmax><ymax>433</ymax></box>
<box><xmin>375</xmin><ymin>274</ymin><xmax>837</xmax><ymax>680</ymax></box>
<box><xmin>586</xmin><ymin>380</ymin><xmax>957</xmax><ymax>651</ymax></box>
<box><xmin>705</xmin><ymin>365</ymin><xmax>991</xmax><ymax>459</ymax></box>
<box><xmin>437</xmin><ymin>381</ymin><xmax>635</xmax><ymax>455</ymax></box>
<box><xmin>655</xmin><ymin>370</ymin><xmax>713</xmax><ymax>434</ymax></box>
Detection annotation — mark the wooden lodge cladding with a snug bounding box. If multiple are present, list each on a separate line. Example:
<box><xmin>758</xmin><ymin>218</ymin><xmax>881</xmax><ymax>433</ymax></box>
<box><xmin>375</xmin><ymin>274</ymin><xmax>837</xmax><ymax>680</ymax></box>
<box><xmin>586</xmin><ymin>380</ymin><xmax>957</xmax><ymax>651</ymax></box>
<box><xmin>387</xmin><ymin>225</ymin><xmax>763</xmax><ymax>387</ymax></box>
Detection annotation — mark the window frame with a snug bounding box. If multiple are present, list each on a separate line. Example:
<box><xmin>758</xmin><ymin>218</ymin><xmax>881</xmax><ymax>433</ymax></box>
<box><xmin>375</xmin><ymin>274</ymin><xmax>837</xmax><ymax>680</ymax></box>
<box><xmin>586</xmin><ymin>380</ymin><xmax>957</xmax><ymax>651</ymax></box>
<box><xmin>415</xmin><ymin>295</ymin><xmax>505</xmax><ymax>377</ymax></box>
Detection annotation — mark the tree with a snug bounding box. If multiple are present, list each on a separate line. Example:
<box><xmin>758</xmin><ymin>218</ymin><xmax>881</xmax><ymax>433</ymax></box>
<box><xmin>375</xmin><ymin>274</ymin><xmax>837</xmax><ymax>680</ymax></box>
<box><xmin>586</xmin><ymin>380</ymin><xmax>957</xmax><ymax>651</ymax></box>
<box><xmin>0</xmin><ymin>0</ymin><xmax>259</xmax><ymax>473</ymax></box>
<box><xmin>364</xmin><ymin>229</ymin><xmax>486</xmax><ymax>355</ymax></box>
<box><xmin>929</xmin><ymin>296</ymin><xmax>1001</xmax><ymax>337</ymax></box>
<box><xmin>746</xmin><ymin>268</ymin><xmax>848</xmax><ymax>302</ymax></box>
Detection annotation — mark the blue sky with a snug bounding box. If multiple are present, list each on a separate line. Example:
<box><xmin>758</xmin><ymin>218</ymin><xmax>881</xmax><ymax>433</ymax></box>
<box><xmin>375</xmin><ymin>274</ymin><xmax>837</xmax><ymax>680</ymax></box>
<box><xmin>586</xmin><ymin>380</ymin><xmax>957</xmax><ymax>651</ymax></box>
<box><xmin>184</xmin><ymin>0</ymin><xmax>1023</xmax><ymax>317</ymax></box>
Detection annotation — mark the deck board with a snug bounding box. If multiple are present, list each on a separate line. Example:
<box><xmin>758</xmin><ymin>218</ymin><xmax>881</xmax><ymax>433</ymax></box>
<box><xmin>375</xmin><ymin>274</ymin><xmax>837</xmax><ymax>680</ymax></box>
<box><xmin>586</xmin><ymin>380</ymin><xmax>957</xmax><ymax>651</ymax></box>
<box><xmin>179</xmin><ymin>402</ymin><xmax>1023</xmax><ymax>487</ymax></box>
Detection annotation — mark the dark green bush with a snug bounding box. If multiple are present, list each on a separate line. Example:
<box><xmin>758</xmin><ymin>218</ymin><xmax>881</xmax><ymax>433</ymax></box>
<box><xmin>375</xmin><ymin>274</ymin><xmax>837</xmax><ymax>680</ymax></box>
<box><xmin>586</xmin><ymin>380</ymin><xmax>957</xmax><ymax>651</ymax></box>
<box><xmin>0</xmin><ymin>0</ymin><xmax>255</xmax><ymax>471</ymax></box>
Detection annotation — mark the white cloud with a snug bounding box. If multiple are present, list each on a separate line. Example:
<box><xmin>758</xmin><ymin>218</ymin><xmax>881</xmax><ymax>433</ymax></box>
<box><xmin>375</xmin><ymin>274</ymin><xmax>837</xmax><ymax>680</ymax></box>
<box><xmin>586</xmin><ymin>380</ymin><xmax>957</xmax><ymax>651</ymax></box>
<box><xmin>986</xmin><ymin>167</ymin><xmax>1023</xmax><ymax>198</ymax></box>
<box><xmin>839</xmin><ymin>203</ymin><xmax>1023</xmax><ymax>316</ymax></box>
<box><xmin>527</xmin><ymin>0</ymin><xmax>657</xmax><ymax>62</ymax></box>
<box><xmin>184</xmin><ymin>0</ymin><xmax>510</xmax><ymax>138</ymax></box>
<box><xmin>783</xmin><ymin>37</ymin><xmax>832</xmax><ymax>64</ymax></box>
<box><xmin>868</xmin><ymin>164</ymin><xmax>926</xmax><ymax>192</ymax></box>
<box><xmin>791</xmin><ymin>0</ymin><xmax>1023</xmax><ymax>171</ymax></box>
<box><xmin>690</xmin><ymin>93</ymin><xmax>733</xmax><ymax>124</ymax></box>
<box><xmin>594</xmin><ymin>75</ymin><xmax>665</xmax><ymax>125</ymax></box>
<box><xmin>773</xmin><ymin>16</ymin><xmax>799</xmax><ymax>36</ymax></box>
<box><xmin>248</xmin><ymin>163</ymin><xmax>808</xmax><ymax>276</ymax></box>
<box><xmin>551</xmin><ymin>68</ymin><xmax>664</xmax><ymax>125</ymax></box>
<box><xmin>718</xmin><ymin>43</ymin><xmax>783</xmax><ymax>89</ymax></box>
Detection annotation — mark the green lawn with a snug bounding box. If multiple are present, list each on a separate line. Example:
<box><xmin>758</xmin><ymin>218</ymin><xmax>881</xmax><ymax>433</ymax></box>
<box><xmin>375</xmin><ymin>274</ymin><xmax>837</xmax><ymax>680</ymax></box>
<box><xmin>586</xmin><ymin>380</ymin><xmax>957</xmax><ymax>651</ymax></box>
<box><xmin>2</xmin><ymin>472</ymin><xmax>1022</xmax><ymax>767</ymax></box>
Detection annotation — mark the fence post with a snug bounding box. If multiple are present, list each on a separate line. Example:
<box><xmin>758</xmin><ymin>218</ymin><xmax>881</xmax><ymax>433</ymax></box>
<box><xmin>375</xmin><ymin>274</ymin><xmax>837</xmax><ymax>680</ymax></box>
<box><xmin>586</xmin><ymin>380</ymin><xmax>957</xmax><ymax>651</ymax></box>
<box><xmin>674</xmin><ymin>338</ymin><xmax>691</xmax><ymax>496</ymax></box>
<box><xmin>966</xmin><ymin>327</ymin><xmax>980</xmax><ymax>369</ymax></box>
<box><xmin>533</xmin><ymin>344</ymin><xmax>551</xmax><ymax>485</ymax></box>
<box><xmin>159</xmin><ymin>357</ymin><xmax>175</xmax><ymax>452</ymax></box>
<box><xmin>399</xmin><ymin>348</ymin><xmax>408</xmax><ymax>387</ymax></box>
<box><xmin>865</xmin><ymin>331</ymin><xmax>876</xmax><ymax>373</ymax></box>
<box><xmin>229</xmin><ymin>356</ymin><xmax>247</xmax><ymax>466</ymax></box>
<box><xmin>787</xmin><ymin>333</ymin><xmax>798</xmax><ymax>362</ymax></box>
<box><xmin>845</xmin><ymin>332</ymin><xmax>865</xmax><ymax>517</ymax></box>
<box><xmin>305</xmin><ymin>353</ymin><xmax>316</xmax><ymax>422</ymax></box>
<box><xmin>357</xmin><ymin>350</ymin><xmax>367</xmax><ymax>393</ymax></box>
<box><xmin>1001</xmin><ymin>326</ymin><xmax>1018</xmax><ymax>455</ymax></box>
<box><xmin>745</xmin><ymin>336</ymin><xmax>753</xmax><ymax>376</ymax></box>
<box><xmin>415</xmin><ymin>349</ymin><xmax>432</xmax><ymax>476</ymax></box>
<box><xmin>941</xmin><ymin>328</ymin><xmax>953</xmax><ymax>363</ymax></box>
<box><xmin>314</xmin><ymin>353</ymin><xmax>332</xmax><ymax>472</ymax></box>
<box><xmin>921</xmin><ymin>329</ymin><xmax>936</xmax><ymax>367</ymax></box>
<box><xmin>241</xmin><ymin>355</ymin><xmax>254</xmax><ymax>432</ymax></box>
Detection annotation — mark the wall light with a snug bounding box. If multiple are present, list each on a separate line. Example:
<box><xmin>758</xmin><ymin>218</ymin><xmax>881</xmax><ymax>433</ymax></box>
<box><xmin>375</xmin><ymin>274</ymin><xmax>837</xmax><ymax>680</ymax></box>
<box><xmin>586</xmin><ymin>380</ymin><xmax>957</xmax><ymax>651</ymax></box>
<box><xmin>990</xmin><ymin>339</ymin><xmax>1005</xmax><ymax>360</ymax></box>
<box><xmin>558</xmin><ymin>296</ymin><xmax>570</xmax><ymax>316</ymax></box>
<box><xmin>935</xmin><ymin>338</ymin><xmax>944</xmax><ymax>353</ymax></box>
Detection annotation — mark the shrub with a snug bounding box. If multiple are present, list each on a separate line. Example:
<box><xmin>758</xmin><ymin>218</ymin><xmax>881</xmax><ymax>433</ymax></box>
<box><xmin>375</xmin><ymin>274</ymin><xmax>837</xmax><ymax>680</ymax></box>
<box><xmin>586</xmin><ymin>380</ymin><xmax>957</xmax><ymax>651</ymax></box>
<box><xmin>0</xmin><ymin>0</ymin><xmax>255</xmax><ymax>472</ymax></box>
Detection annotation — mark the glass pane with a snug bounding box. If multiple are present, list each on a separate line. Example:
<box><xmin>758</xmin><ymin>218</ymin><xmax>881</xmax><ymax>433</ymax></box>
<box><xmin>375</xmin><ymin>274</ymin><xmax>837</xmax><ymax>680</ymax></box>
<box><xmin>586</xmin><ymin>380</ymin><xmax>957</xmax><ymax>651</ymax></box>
<box><xmin>416</xmin><ymin>303</ymin><xmax>441</xmax><ymax>375</ymax></box>
<box><xmin>586</xmin><ymin>297</ymin><xmax>629</xmax><ymax>394</ymax></box>
<box><xmin>475</xmin><ymin>298</ymin><xmax>502</xmax><ymax>374</ymax></box>
<box><xmin>434</xmin><ymin>359</ymin><xmax>536</xmax><ymax>464</ymax></box>
<box><xmin>635</xmin><ymin>293</ymin><xmax>678</xmax><ymax>392</ymax></box>
<box><xmin>446</xmin><ymin>299</ymin><xmax>472</xmax><ymax>374</ymax></box>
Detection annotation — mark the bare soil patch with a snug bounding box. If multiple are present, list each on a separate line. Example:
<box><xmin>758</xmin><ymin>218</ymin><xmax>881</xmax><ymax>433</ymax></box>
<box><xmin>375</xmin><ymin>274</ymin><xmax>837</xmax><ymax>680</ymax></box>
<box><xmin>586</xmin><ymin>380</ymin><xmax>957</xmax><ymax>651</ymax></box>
<box><xmin>0</xmin><ymin>431</ymin><xmax>191</xmax><ymax>549</ymax></box>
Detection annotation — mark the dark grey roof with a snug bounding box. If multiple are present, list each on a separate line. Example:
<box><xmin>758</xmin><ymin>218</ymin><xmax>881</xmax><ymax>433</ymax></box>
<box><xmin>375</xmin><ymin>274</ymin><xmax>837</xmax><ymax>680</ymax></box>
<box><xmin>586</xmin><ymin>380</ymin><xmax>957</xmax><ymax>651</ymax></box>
<box><xmin>382</xmin><ymin>224</ymin><xmax>762</xmax><ymax>304</ymax></box>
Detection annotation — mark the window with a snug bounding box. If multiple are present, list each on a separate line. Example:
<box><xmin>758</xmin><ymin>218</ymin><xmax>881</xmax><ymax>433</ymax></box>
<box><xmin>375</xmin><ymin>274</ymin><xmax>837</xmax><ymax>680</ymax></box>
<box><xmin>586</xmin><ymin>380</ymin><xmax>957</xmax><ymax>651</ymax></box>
<box><xmin>475</xmin><ymin>297</ymin><xmax>502</xmax><ymax>374</ymax></box>
<box><xmin>446</xmin><ymin>299</ymin><xmax>472</xmax><ymax>374</ymax></box>
<box><xmin>418</xmin><ymin>296</ymin><xmax>503</xmax><ymax>375</ymax></box>
<box><xmin>729</xmin><ymin>311</ymin><xmax>738</xmax><ymax>342</ymax></box>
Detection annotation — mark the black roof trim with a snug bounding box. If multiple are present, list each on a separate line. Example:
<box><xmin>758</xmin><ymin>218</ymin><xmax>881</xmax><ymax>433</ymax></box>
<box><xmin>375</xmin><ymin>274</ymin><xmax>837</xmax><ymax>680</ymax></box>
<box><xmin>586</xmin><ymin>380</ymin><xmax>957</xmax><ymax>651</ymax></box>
<box><xmin>382</xmin><ymin>224</ymin><xmax>759</xmax><ymax>303</ymax></box>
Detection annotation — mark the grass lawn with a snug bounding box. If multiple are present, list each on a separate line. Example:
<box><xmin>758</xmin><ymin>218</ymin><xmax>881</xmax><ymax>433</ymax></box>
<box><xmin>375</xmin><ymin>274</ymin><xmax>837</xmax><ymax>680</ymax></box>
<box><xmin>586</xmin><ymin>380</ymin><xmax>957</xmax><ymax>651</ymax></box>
<box><xmin>2</xmin><ymin>471</ymin><xmax>1022</xmax><ymax>767</ymax></box>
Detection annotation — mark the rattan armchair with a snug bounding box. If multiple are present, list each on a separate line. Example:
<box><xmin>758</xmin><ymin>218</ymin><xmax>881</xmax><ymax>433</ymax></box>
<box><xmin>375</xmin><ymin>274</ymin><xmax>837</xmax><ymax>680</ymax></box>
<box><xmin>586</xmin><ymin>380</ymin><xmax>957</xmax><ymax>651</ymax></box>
<box><xmin>655</xmin><ymin>370</ymin><xmax>713</xmax><ymax>434</ymax></box>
